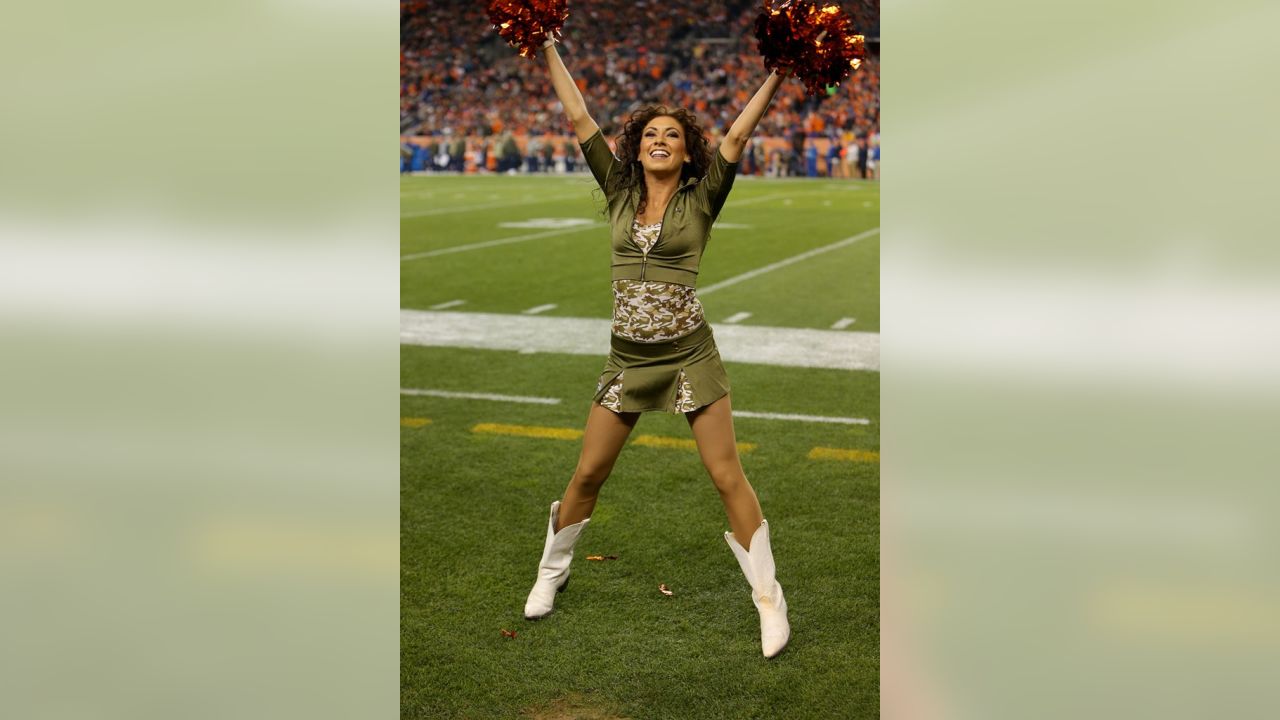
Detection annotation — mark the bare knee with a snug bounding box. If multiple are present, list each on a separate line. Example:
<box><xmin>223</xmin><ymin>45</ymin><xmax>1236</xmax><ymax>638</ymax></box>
<box><xmin>571</xmin><ymin>463</ymin><xmax>611</xmax><ymax>494</ymax></box>
<box><xmin>707</xmin><ymin>464</ymin><xmax>747</xmax><ymax>496</ymax></box>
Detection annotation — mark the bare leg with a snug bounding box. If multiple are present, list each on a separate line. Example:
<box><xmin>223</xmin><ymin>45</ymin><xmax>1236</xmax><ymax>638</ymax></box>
<box><xmin>556</xmin><ymin>403</ymin><xmax>639</xmax><ymax>530</ymax></box>
<box><xmin>687</xmin><ymin>394</ymin><xmax>765</xmax><ymax>549</ymax></box>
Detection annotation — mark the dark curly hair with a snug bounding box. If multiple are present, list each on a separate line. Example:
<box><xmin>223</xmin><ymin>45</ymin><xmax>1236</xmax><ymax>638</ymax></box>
<box><xmin>607</xmin><ymin>105</ymin><xmax>712</xmax><ymax>217</ymax></box>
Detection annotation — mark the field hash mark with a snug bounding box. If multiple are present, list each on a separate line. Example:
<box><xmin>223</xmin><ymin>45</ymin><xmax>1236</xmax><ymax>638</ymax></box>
<box><xmin>808</xmin><ymin>447</ymin><xmax>879</xmax><ymax>463</ymax></box>
<box><xmin>400</xmin><ymin>417</ymin><xmax>433</xmax><ymax>428</ymax></box>
<box><xmin>473</xmin><ymin>423</ymin><xmax>583</xmax><ymax>441</ymax></box>
<box><xmin>633</xmin><ymin>434</ymin><xmax>756</xmax><ymax>453</ymax></box>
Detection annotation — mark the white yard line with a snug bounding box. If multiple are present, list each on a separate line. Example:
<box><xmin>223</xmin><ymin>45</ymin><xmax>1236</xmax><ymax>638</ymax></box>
<box><xmin>400</xmin><ymin>309</ymin><xmax>879</xmax><ymax>371</ymax></box>
<box><xmin>722</xmin><ymin>192</ymin><xmax>792</xmax><ymax>208</ymax></box>
<box><xmin>724</xmin><ymin>312</ymin><xmax>753</xmax><ymax>324</ymax></box>
<box><xmin>399</xmin><ymin>386</ymin><xmax>873</xmax><ymax>423</ymax></box>
<box><xmin>734</xmin><ymin>410</ymin><xmax>871</xmax><ymax>425</ymax></box>
<box><xmin>699</xmin><ymin>227</ymin><xmax>880</xmax><ymax>296</ymax></box>
<box><xmin>429</xmin><ymin>299</ymin><xmax>466</xmax><ymax>310</ymax></box>
<box><xmin>401</xmin><ymin>175</ymin><xmax>806</xmax><ymax>213</ymax></box>
<box><xmin>831</xmin><ymin>317</ymin><xmax>856</xmax><ymax>330</ymax></box>
<box><xmin>722</xmin><ymin>186</ymin><xmax>855</xmax><ymax>210</ymax></box>
<box><xmin>404</xmin><ymin>188</ymin><xmax>788</xmax><ymax>220</ymax></box>
<box><xmin>401</xmin><ymin>192</ymin><xmax>582</xmax><ymax>218</ymax></box>
<box><xmin>523</xmin><ymin>303</ymin><xmax>558</xmax><ymax>315</ymax></box>
<box><xmin>400</xmin><ymin>388</ymin><xmax>561</xmax><ymax>405</ymax></box>
<box><xmin>401</xmin><ymin>223</ymin><xmax>603</xmax><ymax>261</ymax></box>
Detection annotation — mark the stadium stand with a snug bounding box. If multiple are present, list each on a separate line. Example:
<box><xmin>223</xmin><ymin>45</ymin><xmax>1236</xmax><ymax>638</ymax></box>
<box><xmin>401</xmin><ymin>0</ymin><xmax>879</xmax><ymax>177</ymax></box>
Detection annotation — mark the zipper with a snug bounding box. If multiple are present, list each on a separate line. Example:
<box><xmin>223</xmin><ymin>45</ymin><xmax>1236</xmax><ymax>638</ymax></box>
<box><xmin>639</xmin><ymin>183</ymin><xmax>689</xmax><ymax>282</ymax></box>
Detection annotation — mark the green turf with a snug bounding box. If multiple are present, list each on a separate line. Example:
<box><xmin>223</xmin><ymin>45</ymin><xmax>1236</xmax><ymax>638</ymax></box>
<box><xmin>401</xmin><ymin>174</ymin><xmax>879</xmax><ymax>719</ymax></box>
<box><xmin>401</xmin><ymin>346</ymin><xmax>878</xmax><ymax>719</ymax></box>
<box><xmin>401</xmin><ymin>175</ymin><xmax>879</xmax><ymax>331</ymax></box>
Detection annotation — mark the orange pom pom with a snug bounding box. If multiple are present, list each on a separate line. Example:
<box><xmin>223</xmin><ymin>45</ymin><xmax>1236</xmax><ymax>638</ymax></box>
<box><xmin>755</xmin><ymin>1</ymin><xmax>867</xmax><ymax>95</ymax></box>
<box><xmin>487</xmin><ymin>0</ymin><xmax>570</xmax><ymax>59</ymax></box>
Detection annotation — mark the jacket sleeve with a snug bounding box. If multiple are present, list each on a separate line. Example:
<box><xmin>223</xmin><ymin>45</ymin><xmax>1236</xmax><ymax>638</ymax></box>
<box><xmin>701</xmin><ymin>146</ymin><xmax>739</xmax><ymax>220</ymax></box>
<box><xmin>579</xmin><ymin>129</ymin><xmax>621</xmax><ymax>193</ymax></box>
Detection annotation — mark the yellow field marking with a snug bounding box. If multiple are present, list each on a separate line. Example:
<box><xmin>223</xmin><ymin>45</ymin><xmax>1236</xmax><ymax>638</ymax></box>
<box><xmin>400</xmin><ymin>417</ymin><xmax>433</xmax><ymax>428</ymax></box>
<box><xmin>472</xmin><ymin>423</ymin><xmax>583</xmax><ymax>441</ymax></box>
<box><xmin>808</xmin><ymin>446</ymin><xmax>879</xmax><ymax>463</ymax></box>
<box><xmin>632</xmin><ymin>434</ymin><xmax>756</xmax><ymax>454</ymax></box>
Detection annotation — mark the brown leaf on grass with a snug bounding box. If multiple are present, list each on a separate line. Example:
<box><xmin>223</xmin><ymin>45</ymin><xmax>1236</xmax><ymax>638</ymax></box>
<box><xmin>658</xmin><ymin>584</ymin><xmax>673</xmax><ymax>596</ymax></box>
<box><xmin>501</xmin><ymin>629</ymin><xmax>517</xmax><ymax>639</ymax></box>
<box><xmin>586</xmin><ymin>555</ymin><xmax>619</xmax><ymax>561</ymax></box>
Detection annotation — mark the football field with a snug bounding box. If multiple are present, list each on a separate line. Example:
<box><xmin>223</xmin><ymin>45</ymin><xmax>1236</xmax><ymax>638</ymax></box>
<box><xmin>401</xmin><ymin>172</ymin><xmax>880</xmax><ymax>719</ymax></box>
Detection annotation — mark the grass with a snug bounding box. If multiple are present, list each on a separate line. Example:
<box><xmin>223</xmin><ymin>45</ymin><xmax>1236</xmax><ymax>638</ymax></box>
<box><xmin>400</xmin><ymin>175</ymin><xmax>879</xmax><ymax>331</ymax></box>
<box><xmin>401</xmin><ymin>173</ymin><xmax>879</xmax><ymax>719</ymax></box>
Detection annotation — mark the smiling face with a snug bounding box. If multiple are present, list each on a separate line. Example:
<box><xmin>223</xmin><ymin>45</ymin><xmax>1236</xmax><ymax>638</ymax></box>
<box><xmin>637</xmin><ymin>116</ymin><xmax>690</xmax><ymax>175</ymax></box>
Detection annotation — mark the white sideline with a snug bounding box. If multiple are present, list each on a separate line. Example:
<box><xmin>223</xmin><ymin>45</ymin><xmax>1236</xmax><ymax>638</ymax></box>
<box><xmin>399</xmin><ymin>388</ymin><xmax>870</xmax><ymax>424</ymax></box>
<box><xmin>723</xmin><ymin>192</ymin><xmax>791</xmax><ymax>208</ymax></box>
<box><xmin>402</xmin><ymin>188</ymin><xmax>839</xmax><ymax>260</ymax></box>
<box><xmin>401</xmin><ymin>192</ymin><xmax>583</xmax><ymax>218</ymax></box>
<box><xmin>734</xmin><ymin>410</ymin><xmax>871</xmax><ymax>425</ymax></box>
<box><xmin>400</xmin><ymin>309</ymin><xmax>879</xmax><ymax>371</ymax></box>
<box><xmin>400</xmin><ymin>223</ymin><xmax>603</xmax><ymax>261</ymax></box>
<box><xmin>399</xmin><ymin>388</ymin><xmax>561</xmax><ymax>405</ymax></box>
<box><xmin>699</xmin><ymin>227</ymin><xmax>880</xmax><ymax>295</ymax></box>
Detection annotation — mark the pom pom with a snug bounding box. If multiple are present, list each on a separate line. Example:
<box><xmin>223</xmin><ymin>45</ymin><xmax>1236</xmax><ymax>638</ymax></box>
<box><xmin>487</xmin><ymin>0</ymin><xmax>570</xmax><ymax>59</ymax></box>
<box><xmin>754</xmin><ymin>1</ymin><xmax>867</xmax><ymax>96</ymax></box>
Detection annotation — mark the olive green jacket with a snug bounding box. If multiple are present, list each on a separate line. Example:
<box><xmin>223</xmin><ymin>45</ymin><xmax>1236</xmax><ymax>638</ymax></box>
<box><xmin>580</xmin><ymin>129</ymin><xmax>738</xmax><ymax>287</ymax></box>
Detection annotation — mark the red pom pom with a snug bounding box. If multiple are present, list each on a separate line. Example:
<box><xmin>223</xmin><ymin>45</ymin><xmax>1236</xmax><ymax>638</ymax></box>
<box><xmin>754</xmin><ymin>1</ymin><xmax>867</xmax><ymax>96</ymax></box>
<box><xmin>487</xmin><ymin>0</ymin><xmax>570</xmax><ymax>59</ymax></box>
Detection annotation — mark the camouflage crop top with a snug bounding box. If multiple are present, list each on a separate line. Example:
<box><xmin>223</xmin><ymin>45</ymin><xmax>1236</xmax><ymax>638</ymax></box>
<box><xmin>610</xmin><ymin>220</ymin><xmax>706</xmax><ymax>342</ymax></box>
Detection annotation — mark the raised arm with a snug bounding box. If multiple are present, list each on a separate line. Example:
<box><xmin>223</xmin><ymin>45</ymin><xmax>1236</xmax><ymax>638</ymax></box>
<box><xmin>542</xmin><ymin>42</ymin><xmax>600</xmax><ymax>144</ymax></box>
<box><xmin>720</xmin><ymin>71</ymin><xmax>785</xmax><ymax>163</ymax></box>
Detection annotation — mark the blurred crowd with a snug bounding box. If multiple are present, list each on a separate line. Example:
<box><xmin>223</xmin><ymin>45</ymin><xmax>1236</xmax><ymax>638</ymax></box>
<box><xmin>401</xmin><ymin>0</ymin><xmax>879</xmax><ymax>177</ymax></box>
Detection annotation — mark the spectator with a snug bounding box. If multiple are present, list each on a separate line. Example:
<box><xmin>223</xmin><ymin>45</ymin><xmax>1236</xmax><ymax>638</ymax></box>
<box><xmin>844</xmin><ymin>132</ymin><xmax>859</xmax><ymax>179</ymax></box>
<box><xmin>401</xmin><ymin>1</ymin><xmax>879</xmax><ymax>165</ymax></box>
<box><xmin>789</xmin><ymin>129</ymin><xmax>805</xmax><ymax>177</ymax></box>
<box><xmin>825</xmin><ymin>133</ymin><xmax>841</xmax><ymax>177</ymax></box>
<box><xmin>541</xmin><ymin>140</ymin><xmax>555</xmax><ymax>173</ymax></box>
<box><xmin>868</xmin><ymin>130</ymin><xmax>880</xmax><ymax>180</ymax></box>
<box><xmin>562</xmin><ymin>139</ymin><xmax>577</xmax><ymax>172</ymax></box>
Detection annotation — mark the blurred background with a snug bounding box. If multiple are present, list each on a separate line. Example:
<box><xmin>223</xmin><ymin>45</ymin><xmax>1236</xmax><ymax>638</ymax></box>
<box><xmin>1</xmin><ymin>0</ymin><xmax>1277</xmax><ymax>717</ymax></box>
<box><xmin>0</xmin><ymin>2</ymin><xmax>397</xmax><ymax>719</ymax></box>
<box><xmin>885</xmin><ymin>0</ymin><xmax>1280</xmax><ymax>717</ymax></box>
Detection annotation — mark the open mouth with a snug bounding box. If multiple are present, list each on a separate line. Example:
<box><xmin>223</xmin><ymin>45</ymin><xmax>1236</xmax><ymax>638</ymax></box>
<box><xmin>650</xmin><ymin>149</ymin><xmax>671</xmax><ymax>159</ymax></box>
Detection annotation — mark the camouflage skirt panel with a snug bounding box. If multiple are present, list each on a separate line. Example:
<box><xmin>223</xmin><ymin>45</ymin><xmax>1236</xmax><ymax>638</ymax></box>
<box><xmin>593</xmin><ymin>322</ymin><xmax>730</xmax><ymax>414</ymax></box>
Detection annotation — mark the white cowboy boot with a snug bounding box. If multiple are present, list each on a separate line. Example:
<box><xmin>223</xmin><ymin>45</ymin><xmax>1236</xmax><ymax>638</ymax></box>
<box><xmin>524</xmin><ymin>500</ymin><xmax>590</xmax><ymax>620</ymax></box>
<box><xmin>725</xmin><ymin>519</ymin><xmax>790</xmax><ymax>658</ymax></box>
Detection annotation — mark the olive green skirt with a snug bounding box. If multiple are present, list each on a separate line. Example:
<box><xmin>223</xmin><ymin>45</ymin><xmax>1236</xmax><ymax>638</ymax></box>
<box><xmin>593</xmin><ymin>322</ymin><xmax>731</xmax><ymax>414</ymax></box>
